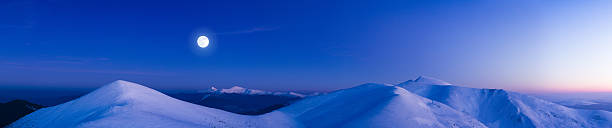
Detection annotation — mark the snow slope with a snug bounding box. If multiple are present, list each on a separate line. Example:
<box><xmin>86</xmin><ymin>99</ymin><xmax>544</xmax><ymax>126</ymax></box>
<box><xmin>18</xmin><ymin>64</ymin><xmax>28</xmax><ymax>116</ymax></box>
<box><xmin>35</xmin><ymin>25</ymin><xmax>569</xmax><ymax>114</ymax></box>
<box><xmin>399</xmin><ymin>76</ymin><xmax>612</xmax><ymax>128</ymax></box>
<box><xmin>8</xmin><ymin>80</ymin><xmax>299</xmax><ymax>128</ymax></box>
<box><xmin>279</xmin><ymin>83</ymin><xmax>486</xmax><ymax>128</ymax></box>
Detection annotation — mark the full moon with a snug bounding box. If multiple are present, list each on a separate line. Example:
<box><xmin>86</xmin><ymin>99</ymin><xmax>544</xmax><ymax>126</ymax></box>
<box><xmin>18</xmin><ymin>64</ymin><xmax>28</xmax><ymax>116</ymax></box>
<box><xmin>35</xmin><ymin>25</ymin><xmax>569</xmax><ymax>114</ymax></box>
<box><xmin>197</xmin><ymin>36</ymin><xmax>209</xmax><ymax>48</ymax></box>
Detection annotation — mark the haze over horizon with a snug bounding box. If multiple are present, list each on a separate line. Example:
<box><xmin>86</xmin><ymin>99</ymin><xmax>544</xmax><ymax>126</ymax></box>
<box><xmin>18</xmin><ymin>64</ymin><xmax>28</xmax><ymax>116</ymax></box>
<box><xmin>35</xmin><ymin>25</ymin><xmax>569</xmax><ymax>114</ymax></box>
<box><xmin>2</xmin><ymin>0</ymin><xmax>612</xmax><ymax>93</ymax></box>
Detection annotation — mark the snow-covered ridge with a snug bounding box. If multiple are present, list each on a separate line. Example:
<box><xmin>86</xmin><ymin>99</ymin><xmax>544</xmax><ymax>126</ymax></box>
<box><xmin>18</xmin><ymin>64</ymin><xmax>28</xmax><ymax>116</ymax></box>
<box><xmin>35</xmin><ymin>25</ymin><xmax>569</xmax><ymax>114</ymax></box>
<box><xmin>8</xmin><ymin>80</ymin><xmax>299</xmax><ymax>128</ymax></box>
<box><xmin>279</xmin><ymin>83</ymin><xmax>487</xmax><ymax>128</ymax></box>
<box><xmin>9</xmin><ymin>80</ymin><xmax>485</xmax><ymax>128</ymax></box>
<box><xmin>10</xmin><ymin>78</ymin><xmax>612</xmax><ymax>128</ymax></box>
<box><xmin>399</xmin><ymin>75</ymin><xmax>452</xmax><ymax>86</ymax></box>
<box><xmin>398</xmin><ymin>76</ymin><xmax>612</xmax><ymax>128</ymax></box>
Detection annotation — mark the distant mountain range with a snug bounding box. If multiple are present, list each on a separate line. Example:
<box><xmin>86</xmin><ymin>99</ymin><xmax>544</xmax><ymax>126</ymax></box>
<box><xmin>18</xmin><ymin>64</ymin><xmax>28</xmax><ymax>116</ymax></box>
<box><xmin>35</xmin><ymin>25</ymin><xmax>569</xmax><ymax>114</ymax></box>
<box><xmin>533</xmin><ymin>93</ymin><xmax>612</xmax><ymax>113</ymax></box>
<box><xmin>0</xmin><ymin>100</ymin><xmax>43</xmax><ymax>127</ymax></box>
<box><xmin>170</xmin><ymin>86</ymin><xmax>305</xmax><ymax>115</ymax></box>
<box><xmin>1</xmin><ymin>85</ymin><xmax>308</xmax><ymax>126</ymax></box>
<box><xmin>212</xmin><ymin>86</ymin><xmax>306</xmax><ymax>97</ymax></box>
<box><xmin>8</xmin><ymin>80</ymin><xmax>298</xmax><ymax>128</ymax></box>
<box><xmin>8</xmin><ymin>86</ymin><xmax>308</xmax><ymax>115</ymax></box>
<box><xmin>8</xmin><ymin>77</ymin><xmax>612</xmax><ymax>127</ymax></box>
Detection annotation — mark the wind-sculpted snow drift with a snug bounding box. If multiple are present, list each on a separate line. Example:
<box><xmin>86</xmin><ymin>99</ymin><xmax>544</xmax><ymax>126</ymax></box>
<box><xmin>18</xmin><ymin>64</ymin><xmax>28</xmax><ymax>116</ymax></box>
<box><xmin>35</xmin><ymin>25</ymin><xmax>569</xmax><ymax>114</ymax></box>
<box><xmin>10</xmin><ymin>77</ymin><xmax>612</xmax><ymax>128</ymax></box>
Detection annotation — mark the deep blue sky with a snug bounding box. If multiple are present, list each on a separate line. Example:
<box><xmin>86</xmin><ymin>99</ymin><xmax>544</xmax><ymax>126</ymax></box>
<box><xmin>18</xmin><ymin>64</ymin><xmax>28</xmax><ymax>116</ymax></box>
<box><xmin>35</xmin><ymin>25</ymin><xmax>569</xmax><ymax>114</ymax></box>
<box><xmin>2</xmin><ymin>0</ymin><xmax>612</xmax><ymax>92</ymax></box>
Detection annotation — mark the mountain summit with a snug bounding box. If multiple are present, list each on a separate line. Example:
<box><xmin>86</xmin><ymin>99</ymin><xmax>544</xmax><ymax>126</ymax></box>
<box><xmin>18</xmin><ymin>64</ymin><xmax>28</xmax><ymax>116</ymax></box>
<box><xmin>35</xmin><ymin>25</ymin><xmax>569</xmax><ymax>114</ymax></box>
<box><xmin>400</xmin><ymin>76</ymin><xmax>452</xmax><ymax>86</ymax></box>
<box><xmin>279</xmin><ymin>83</ymin><xmax>486</xmax><ymax>128</ymax></box>
<box><xmin>399</xmin><ymin>76</ymin><xmax>612</xmax><ymax>128</ymax></box>
<box><xmin>8</xmin><ymin>80</ymin><xmax>298</xmax><ymax>128</ymax></box>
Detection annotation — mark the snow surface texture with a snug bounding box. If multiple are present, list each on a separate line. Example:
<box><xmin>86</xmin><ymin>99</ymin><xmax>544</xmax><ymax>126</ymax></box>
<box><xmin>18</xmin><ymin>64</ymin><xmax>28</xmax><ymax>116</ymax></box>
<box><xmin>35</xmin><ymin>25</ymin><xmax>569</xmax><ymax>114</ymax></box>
<box><xmin>399</xmin><ymin>76</ymin><xmax>612</xmax><ymax>128</ymax></box>
<box><xmin>279</xmin><ymin>83</ymin><xmax>486</xmax><ymax>128</ymax></box>
<box><xmin>8</xmin><ymin>80</ymin><xmax>299</xmax><ymax>128</ymax></box>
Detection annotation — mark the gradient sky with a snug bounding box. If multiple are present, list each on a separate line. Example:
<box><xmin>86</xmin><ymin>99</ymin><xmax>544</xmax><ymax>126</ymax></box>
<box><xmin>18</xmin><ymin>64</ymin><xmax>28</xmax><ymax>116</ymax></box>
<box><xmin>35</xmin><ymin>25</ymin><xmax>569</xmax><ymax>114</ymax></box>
<box><xmin>1</xmin><ymin>0</ymin><xmax>611</xmax><ymax>92</ymax></box>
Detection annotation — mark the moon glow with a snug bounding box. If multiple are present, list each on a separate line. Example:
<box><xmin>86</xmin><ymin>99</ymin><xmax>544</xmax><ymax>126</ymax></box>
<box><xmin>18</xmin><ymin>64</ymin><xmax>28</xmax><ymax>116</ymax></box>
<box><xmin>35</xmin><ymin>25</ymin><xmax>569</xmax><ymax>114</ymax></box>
<box><xmin>197</xmin><ymin>36</ymin><xmax>209</xmax><ymax>48</ymax></box>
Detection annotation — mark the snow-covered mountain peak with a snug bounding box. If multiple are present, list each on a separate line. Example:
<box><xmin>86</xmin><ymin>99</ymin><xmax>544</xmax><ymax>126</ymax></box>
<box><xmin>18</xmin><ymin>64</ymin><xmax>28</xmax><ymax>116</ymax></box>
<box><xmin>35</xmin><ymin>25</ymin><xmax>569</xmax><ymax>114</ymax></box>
<box><xmin>91</xmin><ymin>80</ymin><xmax>168</xmax><ymax>101</ymax></box>
<box><xmin>9</xmin><ymin>80</ymin><xmax>299</xmax><ymax>128</ymax></box>
<box><xmin>229</xmin><ymin>86</ymin><xmax>243</xmax><ymax>89</ymax></box>
<box><xmin>210</xmin><ymin>86</ymin><xmax>218</xmax><ymax>91</ymax></box>
<box><xmin>11</xmin><ymin>79</ymin><xmax>612</xmax><ymax>128</ymax></box>
<box><xmin>221</xmin><ymin>86</ymin><xmax>249</xmax><ymax>93</ymax></box>
<box><xmin>104</xmin><ymin>80</ymin><xmax>152</xmax><ymax>92</ymax></box>
<box><xmin>398</xmin><ymin>82</ymin><xmax>612</xmax><ymax>128</ymax></box>
<box><xmin>196</xmin><ymin>86</ymin><xmax>219</xmax><ymax>93</ymax></box>
<box><xmin>280</xmin><ymin>83</ymin><xmax>486</xmax><ymax>128</ymax></box>
<box><xmin>399</xmin><ymin>76</ymin><xmax>452</xmax><ymax>86</ymax></box>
